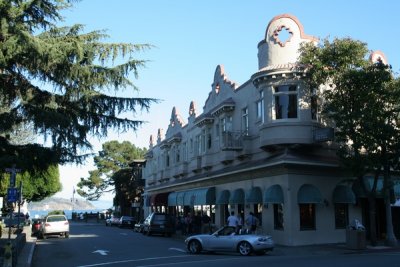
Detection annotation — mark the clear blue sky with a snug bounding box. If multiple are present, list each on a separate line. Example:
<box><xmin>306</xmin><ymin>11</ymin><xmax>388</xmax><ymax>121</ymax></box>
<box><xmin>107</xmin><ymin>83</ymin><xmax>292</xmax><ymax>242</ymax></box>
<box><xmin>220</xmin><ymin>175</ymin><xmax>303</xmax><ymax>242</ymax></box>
<box><xmin>55</xmin><ymin>0</ymin><xmax>400</xmax><ymax>207</ymax></box>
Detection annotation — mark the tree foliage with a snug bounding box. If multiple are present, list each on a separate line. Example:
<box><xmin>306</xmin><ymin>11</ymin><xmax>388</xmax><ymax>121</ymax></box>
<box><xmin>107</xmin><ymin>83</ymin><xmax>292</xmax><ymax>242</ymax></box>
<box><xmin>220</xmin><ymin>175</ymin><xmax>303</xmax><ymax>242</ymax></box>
<box><xmin>0</xmin><ymin>0</ymin><xmax>157</xmax><ymax>173</ymax></box>
<box><xmin>77</xmin><ymin>140</ymin><xmax>146</xmax><ymax>205</ymax></box>
<box><xmin>299</xmin><ymin>37</ymin><xmax>400</xmax><ymax>245</ymax></box>
<box><xmin>0</xmin><ymin>164</ymin><xmax>61</xmax><ymax>202</ymax></box>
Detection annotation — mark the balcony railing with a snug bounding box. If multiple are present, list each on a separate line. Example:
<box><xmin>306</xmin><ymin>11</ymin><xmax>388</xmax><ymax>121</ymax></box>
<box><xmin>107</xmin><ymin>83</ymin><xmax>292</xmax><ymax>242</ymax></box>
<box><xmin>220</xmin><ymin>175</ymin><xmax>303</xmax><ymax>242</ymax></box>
<box><xmin>221</xmin><ymin>131</ymin><xmax>243</xmax><ymax>150</ymax></box>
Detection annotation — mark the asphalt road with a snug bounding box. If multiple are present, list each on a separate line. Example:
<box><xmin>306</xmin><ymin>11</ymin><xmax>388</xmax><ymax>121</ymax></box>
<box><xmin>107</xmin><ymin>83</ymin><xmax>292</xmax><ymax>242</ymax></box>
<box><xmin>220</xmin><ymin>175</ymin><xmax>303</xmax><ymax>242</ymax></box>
<box><xmin>32</xmin><ymin>222</ymin><xmax>400</xmax><ymax>267</ymax></box>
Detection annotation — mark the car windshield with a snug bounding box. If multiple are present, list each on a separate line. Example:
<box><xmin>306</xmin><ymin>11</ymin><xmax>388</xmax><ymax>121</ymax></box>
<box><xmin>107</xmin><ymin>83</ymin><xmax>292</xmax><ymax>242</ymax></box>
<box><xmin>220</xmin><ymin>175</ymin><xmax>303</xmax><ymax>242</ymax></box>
<box><xmin>47</xmin><ymin>216</ymin><xmax>67</xmax><ymax>222</ymax></box>
<box><xmin>153</xmin><ymin>214</ymin><xmax>167</xmax><ymax>221</ymax></box>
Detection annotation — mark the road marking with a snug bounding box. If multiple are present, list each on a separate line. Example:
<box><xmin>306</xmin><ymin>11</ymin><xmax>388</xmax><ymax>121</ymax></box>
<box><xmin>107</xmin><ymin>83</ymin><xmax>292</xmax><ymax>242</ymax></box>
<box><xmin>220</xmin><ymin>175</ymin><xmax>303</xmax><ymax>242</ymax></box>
<box><xmin>136</xmin><ymin>257</ymin><xmax>238</xmax><ymax>267</ymax></box>
<box><xmin>169</xmin><ymin>248</ymin><xmax>186</xmax><ymax>253</ymax></box>
<box><xmin>76</xmin><ymin>255</ymin><xmax>192</xmax><ymax>267</ymax></box>
<box><xmin>120</xmin><ymin>233</ymin><xmax>128</xmax><ymax>236</ymax></box>
<box><xmin>92</xmin><ymin>250</ymin><xmax>109</xmax><ymax>256</ymax></box>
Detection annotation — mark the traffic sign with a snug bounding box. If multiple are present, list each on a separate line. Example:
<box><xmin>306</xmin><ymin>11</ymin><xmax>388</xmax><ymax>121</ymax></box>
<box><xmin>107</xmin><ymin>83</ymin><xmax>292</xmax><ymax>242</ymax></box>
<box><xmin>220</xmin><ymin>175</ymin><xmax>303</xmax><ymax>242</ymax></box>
<box><xmin>7</xmin><ymin>188</ymin><xmax>18</xmax><ymax>203</ymax></box>
<box><xmin>5</xmin><ymin>166</ymin><xmax>21</xmax><ymax>188</ymax></box>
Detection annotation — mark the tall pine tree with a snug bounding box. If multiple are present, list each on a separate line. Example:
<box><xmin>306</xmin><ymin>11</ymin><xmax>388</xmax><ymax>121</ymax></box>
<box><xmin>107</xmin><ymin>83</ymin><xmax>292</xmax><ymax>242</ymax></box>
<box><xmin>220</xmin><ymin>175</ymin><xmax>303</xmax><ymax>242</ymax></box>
<box><xmin>0</xmin><ymin>0</ymin><xmax>157</xmax><ymax>172</ymax></box>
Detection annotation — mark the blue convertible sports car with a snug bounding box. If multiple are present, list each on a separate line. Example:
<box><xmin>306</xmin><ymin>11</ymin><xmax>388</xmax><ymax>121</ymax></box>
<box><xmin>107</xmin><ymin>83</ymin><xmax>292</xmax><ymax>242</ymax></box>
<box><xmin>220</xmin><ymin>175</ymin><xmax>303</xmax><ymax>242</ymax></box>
<box><xmin>185</xmin><ymin>226</ymin><xmax>274</xmax><ymax>256</ymax></box>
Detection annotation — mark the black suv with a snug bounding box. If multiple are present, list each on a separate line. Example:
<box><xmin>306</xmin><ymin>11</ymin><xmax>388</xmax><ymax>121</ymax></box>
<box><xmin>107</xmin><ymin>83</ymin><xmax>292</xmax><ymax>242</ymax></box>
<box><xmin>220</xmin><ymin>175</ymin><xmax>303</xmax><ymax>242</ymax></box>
<box><xmin>142</xmin><ymin>212</ymin><xmax>174</xmax><ymax>237</ymax></box>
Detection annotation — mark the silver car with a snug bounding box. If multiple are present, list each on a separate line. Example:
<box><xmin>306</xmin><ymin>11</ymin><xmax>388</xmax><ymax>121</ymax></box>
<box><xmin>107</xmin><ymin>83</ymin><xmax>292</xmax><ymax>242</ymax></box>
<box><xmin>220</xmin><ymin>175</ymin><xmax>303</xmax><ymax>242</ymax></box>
<box><xmin>185</xmin><ymin>226</ymin><xmax>274</xmax><ymax>256</ymax></box>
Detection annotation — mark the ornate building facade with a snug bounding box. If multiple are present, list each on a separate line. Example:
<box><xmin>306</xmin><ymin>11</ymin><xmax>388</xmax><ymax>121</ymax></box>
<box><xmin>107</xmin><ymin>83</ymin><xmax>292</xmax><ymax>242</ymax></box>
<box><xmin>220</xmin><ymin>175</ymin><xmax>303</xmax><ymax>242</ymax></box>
<box><xmin>141</xmin><ymin>14</ymin><xmax>363</xmax><ymax>246</ymax></box>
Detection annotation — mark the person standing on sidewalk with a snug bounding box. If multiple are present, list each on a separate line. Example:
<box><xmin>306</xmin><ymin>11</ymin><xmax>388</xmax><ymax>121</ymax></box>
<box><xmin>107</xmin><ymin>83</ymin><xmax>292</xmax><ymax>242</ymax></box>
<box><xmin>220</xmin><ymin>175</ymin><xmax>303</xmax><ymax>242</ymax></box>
<box><xmin>245</xmin><ymin>212</ymin><xmax>259</xmax><ymax>234</ymax></box>
<box><xmin>227</xmin><ymin>211</ymin><xmax>239</xmax><ymax>227</ymax></box>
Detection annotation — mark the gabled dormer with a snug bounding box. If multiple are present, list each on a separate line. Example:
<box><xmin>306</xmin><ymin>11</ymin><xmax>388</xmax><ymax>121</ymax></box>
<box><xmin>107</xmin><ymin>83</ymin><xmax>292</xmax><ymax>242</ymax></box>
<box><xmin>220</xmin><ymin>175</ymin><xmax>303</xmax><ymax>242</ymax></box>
<box><xmin>202</xmin><ymin>65</ymin><xmax>238</xmax><ymax>115</ymax></box>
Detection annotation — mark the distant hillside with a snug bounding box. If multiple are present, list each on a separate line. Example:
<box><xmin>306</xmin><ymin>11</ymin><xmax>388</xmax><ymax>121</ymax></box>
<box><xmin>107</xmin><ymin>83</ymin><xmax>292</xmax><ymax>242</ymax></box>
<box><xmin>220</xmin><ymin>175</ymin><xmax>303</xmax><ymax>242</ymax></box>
<box><xmin>28</xmin><ymin>197</ymin><xmax>96</xmax><ymax>211</ymax></box>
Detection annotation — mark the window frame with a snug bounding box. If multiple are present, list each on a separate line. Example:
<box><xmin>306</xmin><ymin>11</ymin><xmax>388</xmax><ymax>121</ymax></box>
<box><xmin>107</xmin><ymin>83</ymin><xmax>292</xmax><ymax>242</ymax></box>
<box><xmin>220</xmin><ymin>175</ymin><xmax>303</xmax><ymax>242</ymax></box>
<box><xmin>256</xmin><ymin>90</ymin><xmax>265</xmax><ymax>123</ymax></box>
<box><xmin>242</xmin><ymin>107</ymin><xmax>249</xmax><ymax>136</ymax></box>
<box><xmin>273</xmin><ymin>84</ymin><xmax>298</xmax><ymax>120</ymax></box>
<box><xmin>273</xmin><ymin>204</ymin><xmax>284</xmax><ymax>230</ymax></box>
<box><xmin>299</xmin><ymin>203</ymin><xmax>316</xmax><ymax>231</ymax></box>
<box><xmin>334</xmin><ymin>203</ymin><xmax>349</xmax><ymax>229</ymax></box>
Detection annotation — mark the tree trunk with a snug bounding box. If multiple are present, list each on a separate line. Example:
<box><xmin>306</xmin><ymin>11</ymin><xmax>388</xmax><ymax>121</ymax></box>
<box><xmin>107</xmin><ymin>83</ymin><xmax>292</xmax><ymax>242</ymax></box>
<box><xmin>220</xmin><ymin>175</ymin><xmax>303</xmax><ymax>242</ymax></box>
<box><xmin>383</xmin><ymin>161</ymin><xmax>397</xmax><ymax>246</ymax></box>
<box><xmin>359</xmin><ymin>175</ymin><xmax>378</xmax><ymax>246</ymax></box>
<box><xmin>384</xmin><ymin>192</ymin><xmax>397</xmax><ymax>246</ymax></box>
<box><xmin>367</xmin><ymin>194</ymin><xmax>378</xmax><ymax>246</ymax></box>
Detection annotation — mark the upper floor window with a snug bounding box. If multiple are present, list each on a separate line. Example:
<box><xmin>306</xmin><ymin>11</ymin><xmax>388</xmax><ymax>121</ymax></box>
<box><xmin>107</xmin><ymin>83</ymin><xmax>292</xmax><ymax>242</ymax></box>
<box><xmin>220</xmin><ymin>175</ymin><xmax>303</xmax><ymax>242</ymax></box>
<box><xmin>256</xmin><ymin>90</ymin><xmax>265</xmax><ymax>123</ymax></box>
<box><xmin>165</xmin><ymin>151</ymin><xmax>170</xmax><ymax>168</ymax></box>
<box><xmin>215</xmin><ymin>123</ymin><xmax>220</xmax><ymax>139</ymax></box>
<box><xmin>201</xmin><ymin>129</ymin><xmax>206</xmax><ymax>154</ymax></box>
<box><xmin>221</xmin><ymin>116</ymin><xmax>233</xmax><ymax>132</ymax></box>
<box><xmin>195</xmin><ymin>135</ymin><xmax>200</xmax><ymax>156</ymax></box>
<box><xmin>242</xmin><ymin>107</ymin><xmax>249</xmax><ymax>135</ymax></box>
<box><xmin>175</xmin><ymin>145</ymin><xmax>180</xmax><ymax>163</ymax></box>
<box><xmin>207</xmin><ymin>128</ymin><xmax>212</xmax><ymax>149</ymax></box>
<box><xmin>273</xmin><ymin>85</ymin><xmax>297</xmax><ymax>119</ymax></box>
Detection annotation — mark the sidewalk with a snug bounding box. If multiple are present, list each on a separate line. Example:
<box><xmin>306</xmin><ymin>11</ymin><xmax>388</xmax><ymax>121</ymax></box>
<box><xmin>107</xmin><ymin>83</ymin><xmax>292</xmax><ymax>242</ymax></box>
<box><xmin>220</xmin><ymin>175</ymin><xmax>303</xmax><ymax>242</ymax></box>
<box><xmin>16</xmin><ymin>225</ymin><xmax>36</xmax><ymax>267</ymax></box>
<box><xmin>272</xmin><ymin>242</ymin><xmax>400</xmax><ymax>256</ymax></box>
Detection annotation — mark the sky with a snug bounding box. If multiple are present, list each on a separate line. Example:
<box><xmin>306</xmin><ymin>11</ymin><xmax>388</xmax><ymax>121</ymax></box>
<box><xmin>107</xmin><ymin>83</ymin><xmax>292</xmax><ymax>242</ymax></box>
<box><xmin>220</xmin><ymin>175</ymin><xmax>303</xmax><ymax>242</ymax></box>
<box><xmin>53</xmin><ymin>0</ymin><xmax>400</xmax><ymax>208</ymax></box>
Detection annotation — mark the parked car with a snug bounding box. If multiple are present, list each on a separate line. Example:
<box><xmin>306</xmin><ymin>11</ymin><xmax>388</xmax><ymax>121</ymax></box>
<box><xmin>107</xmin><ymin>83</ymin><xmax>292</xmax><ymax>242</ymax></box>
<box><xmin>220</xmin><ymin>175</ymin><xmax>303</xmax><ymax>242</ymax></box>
<box><xmin>38</xmin><ymin>214</ymin><xmax>69</xmax><ymax>239</ymax></box>
<box><xmin>185</xmin><ymin>226</ymin><xmax>274</xmax><ymax>256</ymax></box>
<box><xmin>31</xmin><ymin>218</ymin><xmax>43</xmax><ymax>237</ymax></box>
<box><xmin>118</xmin><ymin>216</ymin><xmax>135</xmax><ymax>228</ymax></box>
<box><xmin>142</xmin><ymin>212</ymin><xmax>174</xmax><ymax>237</ymax></box>
<box><xmin>134</xmin><ymin>220</ymin><xmax>144</xmax><ymax>233</ymax></box>
<box><xmin>105</xmin><ymin>216</ymin><xmax>120</xmax><ymax>226</ymax></box>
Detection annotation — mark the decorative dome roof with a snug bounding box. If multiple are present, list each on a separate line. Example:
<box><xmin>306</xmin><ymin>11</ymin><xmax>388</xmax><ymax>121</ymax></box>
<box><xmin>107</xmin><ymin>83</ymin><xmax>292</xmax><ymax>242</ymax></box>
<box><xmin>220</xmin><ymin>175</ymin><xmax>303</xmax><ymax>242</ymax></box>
<box><xmin>257</xmin><ymin>14</ymin><xmax>317</xmax><ymax>71</ymax></box>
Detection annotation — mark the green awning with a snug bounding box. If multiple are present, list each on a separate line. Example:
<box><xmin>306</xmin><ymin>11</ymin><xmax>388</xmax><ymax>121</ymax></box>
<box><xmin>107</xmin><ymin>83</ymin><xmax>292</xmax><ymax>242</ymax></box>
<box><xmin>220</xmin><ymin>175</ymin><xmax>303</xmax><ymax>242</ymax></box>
<box><xmin>216</xmin><ymin>190</ymin><xmax>230</xmax><ymax>204</ymax></box>
<box><xmin>168</xmin><ymin>192</ymin><xmax>178</xmax><ymax>206</ymax></box>
<box><xmin>176</xmin><ymin>187</ymin><xmax>215</xmax><ymax>206</ymax></box>
<box><xmin>297</xmin><ymin>184</ymin><xmax>323</xmax><ymax>204</ymax></box>
<box><xmin>192</xmin><ymin>187</ymin><xmax>215</xmax><ymax>205</ymax></box>
<box><xmin>332</xmin><ymin>185</ymin><xmax>356</xmax><ymax>204</ymax></box>
<box><xmin>264</xmin><ymin>184</ymin><xmax>284</xmax><ymax>204</ymax></box>
<box><xmin>246</xmin><ymin>187</ymin><xmax>262</xmax><ymax>203</ymax></box>
<box><xmin>395</xmin><ymin>183</ymin><xmax>400</xmax><ymax>197</ymax></box>
<box><xmin>184</xmin><ymin>191</ymin><xmax>194</xmax><ymax>205</ymax></box>
<box><xmin>176</xmin><ymin>192</ymin><xmax>185</xmax><ymax>205</ymax></box>
<box><xmin>229</xmin><ymin>188</ymin><xmax>244</xmax><ymax>204</ymax></box>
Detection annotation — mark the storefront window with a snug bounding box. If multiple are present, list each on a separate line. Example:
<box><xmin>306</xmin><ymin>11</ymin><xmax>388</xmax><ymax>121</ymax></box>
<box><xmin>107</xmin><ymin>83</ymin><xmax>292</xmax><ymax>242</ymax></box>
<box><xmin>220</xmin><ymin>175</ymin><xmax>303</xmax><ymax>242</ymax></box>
<box><xmin>299</xmin><ymin>204</ymin><xmax>315</xmax><ymax>230</ymax></box>
<box><xmin>273</xmin><ymin>204</ymin><xmax>284</xmax><ymax>230</ymax></box>
<box><xmin>253</xmin><ymin>204</ymin><xmax>262</xmax><ymax>226</ymax></box>
<box><xmin>334</xmin><ymin>203</ymin><xmax>348</xmax><ymax>229</ymax></box>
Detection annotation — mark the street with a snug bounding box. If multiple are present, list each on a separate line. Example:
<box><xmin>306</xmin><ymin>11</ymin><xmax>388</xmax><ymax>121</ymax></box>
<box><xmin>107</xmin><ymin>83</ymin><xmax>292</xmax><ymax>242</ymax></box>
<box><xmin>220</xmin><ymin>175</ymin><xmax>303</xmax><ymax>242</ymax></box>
<box><xmin>32</xmin><ymin>222</ymin><xmax>400</xmax><ymax>267</ymax></box>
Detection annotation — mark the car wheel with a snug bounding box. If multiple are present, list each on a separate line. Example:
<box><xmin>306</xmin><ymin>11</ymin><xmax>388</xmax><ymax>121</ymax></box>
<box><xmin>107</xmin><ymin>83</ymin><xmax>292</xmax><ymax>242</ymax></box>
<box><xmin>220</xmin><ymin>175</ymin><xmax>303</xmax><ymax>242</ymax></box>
<box><xmin>238</xmin><ymin>241</ymin><xmax>252</xmax><ymax>256</ymax></box>
<box><xmin>188</xmin><ymin>240</ymin><xmax>202</xmax><ymax>254</ymax></box>
<box><xmin>65</xmin><ymin>232</ymin><xmax>69</xmax><ymax>238</ymax></box>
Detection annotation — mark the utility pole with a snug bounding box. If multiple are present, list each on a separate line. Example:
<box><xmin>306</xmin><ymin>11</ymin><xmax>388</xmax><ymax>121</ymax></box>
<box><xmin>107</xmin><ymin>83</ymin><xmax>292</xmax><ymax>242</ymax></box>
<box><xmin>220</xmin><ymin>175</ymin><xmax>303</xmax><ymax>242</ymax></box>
<box><xmin>5</xmin><ymin>165</ymin><xmax>21</xmax><ymax>240</ymax></box>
